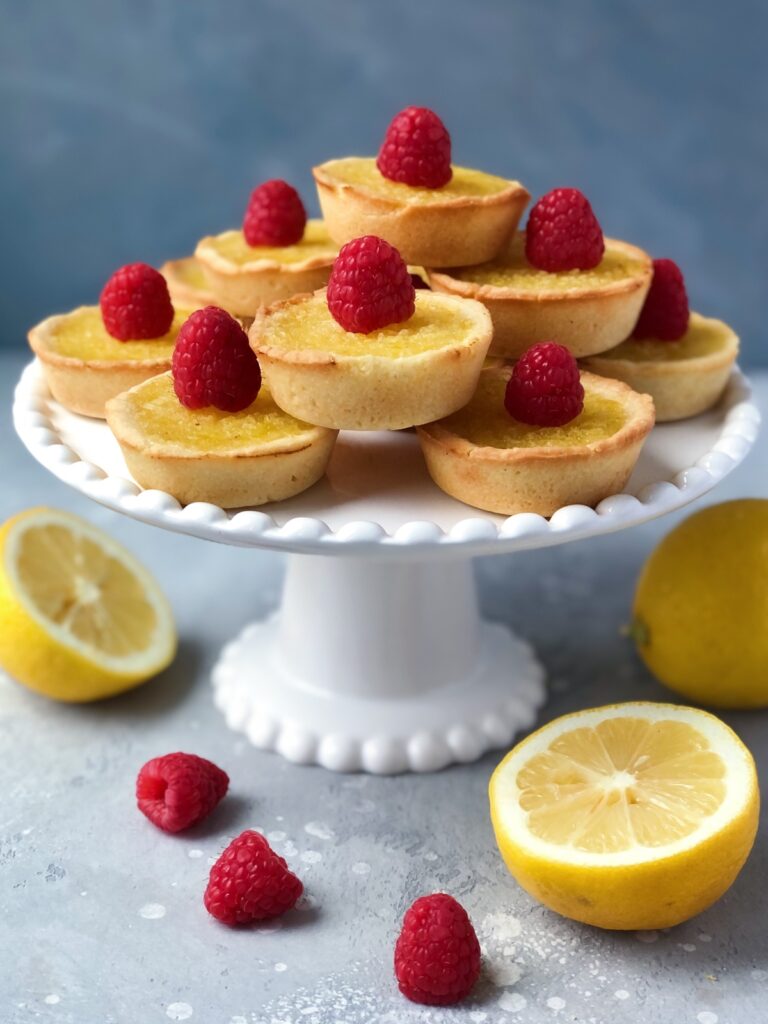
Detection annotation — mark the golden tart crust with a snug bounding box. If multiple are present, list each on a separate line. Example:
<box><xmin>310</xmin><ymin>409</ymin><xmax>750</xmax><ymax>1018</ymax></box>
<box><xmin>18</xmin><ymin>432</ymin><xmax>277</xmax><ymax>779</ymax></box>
<box><xmin>106</xmin><ymin>372</ymin><xmax>337</xmax><ymax>508</ymax></box>
<box><xmin>194</xmin><ymin>219</ymin><xmax>337</xmax><ymax>318</ymax></box>
<box><xmin>249</xmin><ymin>289</ymin><xmax>493</xmax><ymax>431</ymax></box>
<box><xmin>417</xmin><ymin>368</ymin><xmax>655</xmax><ymax>516</ymax></box>
<box><xmin>28</xmin><ymin>306</ymin><xmax>191</xmax><ymax>419</ymax></box>
<box><xmin>427</xmin><ymin>235</ymin><xmax>652</xmax><ymax>359</ymax></box>
<box><xmin>582</xmin><ymin>313</ymin><xmax>738</xmax><ymax>422</ymax></box>
<box><xmin>313</xmin><ymin>158</ymin><xmax>530</xmax><ymax>267</ymax></box>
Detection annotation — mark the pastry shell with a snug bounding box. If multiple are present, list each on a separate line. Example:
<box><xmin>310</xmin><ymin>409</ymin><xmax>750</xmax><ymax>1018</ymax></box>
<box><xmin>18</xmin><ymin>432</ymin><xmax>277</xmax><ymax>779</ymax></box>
<box><xmin>106</xmin><ymin>372</ymin><xmax>338</xmax><ymax>508</ymax></box>
<box><xmin>313</xmin><ymin>159</ymin><xmax>530</xmax><ymax>267</ymax></box>
<box><xmin>417</xmin><ymin>369</ymin><xmax>655</xmax><ymax>516</ymax></box>
<box><xmin>582</xmin><ymin>313</ymin><xmax>738</xmax><ymax>422</ymax></box>
<box><xmin>249</xmin><ymin>291</ymin><xmax>493</xmax><ymax>431</ymax></box>
<box><xmin>427</xmin><ymin>238</ymin><xmax>652</xmax><ymax>359</ymax></box>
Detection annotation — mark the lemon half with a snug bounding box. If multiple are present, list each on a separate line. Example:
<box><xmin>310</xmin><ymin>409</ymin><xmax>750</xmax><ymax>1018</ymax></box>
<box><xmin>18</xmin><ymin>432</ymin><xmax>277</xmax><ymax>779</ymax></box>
<box><xmin>0</xmin><ymin>508</ymin><xmax>176</xmax><ymax>701</ymax></box>
<box><xmin>490</xmin><ymin>702</ymin><xmax>759</xmax><ymax>930</ymax></box>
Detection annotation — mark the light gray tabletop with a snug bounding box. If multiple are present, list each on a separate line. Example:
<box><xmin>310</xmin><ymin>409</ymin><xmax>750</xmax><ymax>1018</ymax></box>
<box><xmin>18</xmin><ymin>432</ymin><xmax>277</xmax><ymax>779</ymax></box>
<box><xmin>1</xmin><ymin>352</ymin><xmax>766</xmax><ymax>1024</ymax></box>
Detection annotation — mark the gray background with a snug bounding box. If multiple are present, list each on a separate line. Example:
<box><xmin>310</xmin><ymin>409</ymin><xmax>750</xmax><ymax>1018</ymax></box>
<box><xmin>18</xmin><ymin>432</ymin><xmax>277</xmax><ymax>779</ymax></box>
<box><xmin>2</xmin><ymin>0</ymin><xmax>766</xmax><ymax>363</ymax></box>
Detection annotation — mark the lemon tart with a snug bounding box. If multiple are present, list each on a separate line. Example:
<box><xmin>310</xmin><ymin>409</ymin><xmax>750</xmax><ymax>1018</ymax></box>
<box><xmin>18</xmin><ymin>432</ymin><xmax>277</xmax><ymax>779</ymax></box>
<box><xmin>28</xmin><ymin>305</ymin><xmax>193</xmax><ymax>419</ymax></box>
<box><xmin>417</xmin><ymin>366</ymin><xmax>654</xmax><ymax>516</ymax></box>
<box><xmin>427</xmin><ymin>233</ymin><xmax>652</xmax><ymax>359</ymax></box>
<box><xmin>161</xmin><ymin>256</ymin><xmax>219</xmax><ymax>309</ymax></box>
<box><xmin>250</xmin><ymin>289</ymin><xmax>493</xmax><ymax>431</ymax></box>
<box><xmin>194</xmin><ymin>219</ymin><xmax>337</xmax><ymax>318</ymax></box>
<box><xmin>583</xmin><ymin>313</ymin><xmax>738</xmax><ymax>422</ymax></box>
<box><xmin>106</xmin><ymin>372</ymin><xmax>337</xmax><ymax>508</ymax></box>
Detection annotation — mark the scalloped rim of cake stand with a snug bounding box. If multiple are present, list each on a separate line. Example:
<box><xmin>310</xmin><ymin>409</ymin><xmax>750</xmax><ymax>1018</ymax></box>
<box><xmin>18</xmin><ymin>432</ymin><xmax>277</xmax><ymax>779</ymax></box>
<box><xmin>13</xmin><ymin>359</ymin><xmax>760</xmax><ymax>558</ymax></box>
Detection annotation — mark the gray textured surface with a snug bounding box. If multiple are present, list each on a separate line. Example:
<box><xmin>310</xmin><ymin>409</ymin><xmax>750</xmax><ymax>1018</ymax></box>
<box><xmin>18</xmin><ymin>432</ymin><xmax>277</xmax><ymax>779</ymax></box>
<box><xmin>1</xmin><ymin>351</ymin><xmax>767</xmax><ymax>1023</ymax></box>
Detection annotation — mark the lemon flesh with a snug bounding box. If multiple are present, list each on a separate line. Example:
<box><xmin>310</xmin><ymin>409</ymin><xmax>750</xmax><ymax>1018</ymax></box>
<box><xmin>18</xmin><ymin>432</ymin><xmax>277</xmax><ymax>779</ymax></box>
<box><xmin>320</xmin><ymin>157</ymin><xmax>513</xmax><ymax>203</ymax></box>
<box><xmin>440</xmin><ymin>374</ymin><xmax>626</xmax><ymax>449</ymax></box>
<box><xmin>47</xmin><ymin>307</ymin><xmax>192</xmax><ymax>362</ymax></box>
<box><xmin>490</xmin><ymin>702</ymin><xmax>758</xmax><ymax>930</ymax></box>
<box><xmin>206</xmin><ymin>220</ymin><xmax>336</xmax><ymax>267</ymax></box>
<box><xmin>0</xmin><ymin>508</ymin><xmax>176</xmax><ymax>702</ymax></box>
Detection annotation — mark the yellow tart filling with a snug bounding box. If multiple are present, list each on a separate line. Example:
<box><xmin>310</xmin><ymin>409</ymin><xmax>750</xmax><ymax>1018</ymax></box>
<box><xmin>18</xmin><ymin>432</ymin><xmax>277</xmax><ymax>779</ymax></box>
<box><xmin>126</xmin><ymin>374</ymin><xmax>314</xmax><ymax>454</ymax></box>
<box><xmin>448</xmin><ymin>234</ymin><xmax>647</xmax><ymax>292</ymax></box>
<box><xmin>440</xmin><ymin>375</ymin><xmax>626</xmax><ymax>449</ymax></box>
<box><xmin>602</xmin><ymin>315</ymin><xmax>732</xmax><ymax>362</ymax></box>
<box><xmin>45</xmin><ymin>307</ymin><xmax>192</xmax><ymax>362</ymax></box>
<box><xmin>260</xmin><ymin>291</ymin><xmax>479</xmax><ymax>357</ymax></box>
<box><xmin>166</xmin><ymin>257</ymin><xmax>211</xmax><ymax>291</ymax></box>
<box><xmin>319</xmin><ymin>157</ymin><xmax>513</xmax><ymax>203</ymax></box>
<box><xmin>205</xmin><ymin>219</ymin><xmax>336</xmax><ymax>267</ymax></box>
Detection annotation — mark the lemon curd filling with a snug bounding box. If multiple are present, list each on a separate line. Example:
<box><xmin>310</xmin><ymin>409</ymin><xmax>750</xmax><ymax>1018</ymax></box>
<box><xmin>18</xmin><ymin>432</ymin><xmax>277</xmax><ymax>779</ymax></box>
<box><xmin>443</xmin><ymin>375</ymin><xmax>626</xmax><ymax>449</ymax></box>
<box><xmin>263</xmin><ymin>292</ymin><xmax>478</xmax><ymax>357</ymax></box>
<box><xmin>605</xmin><ymin>315</ymin><xmax>730</xmax><ymax>362</ymax></box>
<box><xmin>49</xmin><ymin>307</ymin><xmax>191</xmax><ymax>362</ymax></box>
<box><xmin>452</xmin><ymin>235</ymin><xmax>646</xmax><ymax>292</ymax></box>
<box><xmin>209</xmin><ymin>220</ymin><xmax>336</xmax><ymax>267</ymax></box>
<box><xmin>169</xmin><ymin>257</ymin><xmax>210</xmax><ymax>290</ymax></box>
<box><xmin>321</xmin><ymin>157</ymin><xmax>513</xmax><ymax>203</ymax></box>
<box><xmin>129</xmin><ymin>374</ymin><xmax>313</xmax><ymax>453</ymax></box>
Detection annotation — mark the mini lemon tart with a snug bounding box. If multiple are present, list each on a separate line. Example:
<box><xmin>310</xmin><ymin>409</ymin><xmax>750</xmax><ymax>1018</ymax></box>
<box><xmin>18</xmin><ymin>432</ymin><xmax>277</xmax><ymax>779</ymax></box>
<box><xmin>583</xmin><ymin>313</ymin><xmax>738</xmax><ymax>422</ymax></box>
<box><xmin>249</xmin><ymin>289</ymin><xmax>493</xmax><ymax>431</ymax></box>
<box><xmin>106</xmin><ymin>372</ymin><xmax>337</xmax><ymax>508</ymax></box>
<box><xmin>313</xmin><ymin>158</ymin><xmax>529</xmax><ymax>268</ymax></box>
<box><xmin>427</xmin><ymin>234</ymin><xmax>652</xmax><ymax>359</ymax></box>
<box><xmin>28</xmin><ymin>306</ymin><xmax>192</xmax><ymax>419</ymax></box>
<box><xmin>417</xmin><ymin>367</ymin><xmax>654</xmax><ymax>516</ymax></box>
<box><xmin>194</xmin><ymin>220</ymin><xmax>338</xmax><ymax>318</ymax></box>
<box><xmin>161</xmin><ymin>257</ymin><xmax>219</xmax><ymax>309</ymax></box>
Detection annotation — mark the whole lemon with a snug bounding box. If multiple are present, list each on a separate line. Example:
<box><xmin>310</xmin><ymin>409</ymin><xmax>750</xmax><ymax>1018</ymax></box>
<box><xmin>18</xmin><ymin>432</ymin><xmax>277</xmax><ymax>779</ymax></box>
<box><xmin>633</xmin><ymin>499</ymin><xmax>768</xmax><ymax>708</ymax></box>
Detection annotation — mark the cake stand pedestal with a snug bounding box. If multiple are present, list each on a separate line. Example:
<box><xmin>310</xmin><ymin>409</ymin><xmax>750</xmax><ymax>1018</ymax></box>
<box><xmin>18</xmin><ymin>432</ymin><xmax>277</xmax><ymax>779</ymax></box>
<box><xmin>13</xmin><ymin>360</ymin><xmax>759</xmax><ymax>772</ymax></box>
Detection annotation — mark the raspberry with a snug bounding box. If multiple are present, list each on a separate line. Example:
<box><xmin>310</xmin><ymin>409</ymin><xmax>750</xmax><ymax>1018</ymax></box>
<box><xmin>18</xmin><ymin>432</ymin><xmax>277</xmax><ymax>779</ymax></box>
<box><xmin>525</xmin><ymin>188</ymin><xmax>605</xmax><ymax>272</ymax></box>
<box><xmin>326</xmin><ymin>236</ymin><xmax>415</xmax><ymax>333</ymax></box>
<box><xmin>100</xmin><ymin>263</ymin><xmax>174</xmax><ymax>340</ymax></box>
<box><xmin>377</xmin><ymin>107</ymin><xmax>452</xmax><ymax>189</ymax></box>
<box><xmin>172</xmin><ymin>306</ymin><xmax>261</xmax><ymax>412</ymax></box>
<box><xmin>394</xmin><ymin>893</ymin><xmax>481</xmax><ymax>1006</ymax></box>
<box><xmin>204</xmin><ymin>830</ymin><xmax>303</xmax><ymax>925</ymax></box>
<box><xmin>633</xmin><ymin>258</ymin><xmax>690</xmax><ymax>340</ymax></box>
<box><xmin>136</xmin><ymin>752</ymin><xmax>229</xmax><ymax>833</ymax></box>
<box><xmin>505</xmin><ymin>342</ymin><xmax>585</xmax><ymax>426</ymax></box>
<box><xmin>243</xmin><ymin>180</ymin><xmax>306</xmax><ymax>247</ymax></box>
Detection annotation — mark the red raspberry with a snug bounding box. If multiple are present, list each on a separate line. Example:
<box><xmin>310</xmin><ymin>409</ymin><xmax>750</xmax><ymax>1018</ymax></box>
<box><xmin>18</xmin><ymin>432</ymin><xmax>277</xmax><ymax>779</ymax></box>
<box><xmin>172</xmin><ymin>306</ymin><xmax>261</xmax><ymax>412</ymax></box>
<box><xmin>204</xmin><ymin>830</ymin><xmax>303</xmax><ymax>925</ymax></box>
<box><xmin>136</xmin><ymin>752</ymin><xmax>229</xmax><ymax>833</ymax></box>
<box><xmin>633</xmin><ymin>258</ymin><xmax>690</xmax><ymax>340</ymax></box>
<box><xmin>100</xmin><ymin>263</ymin><xmax>174</xmax><ymax>340</ymax></box>
<box><xmin>505</xmin><ymin>342</ymin><xmax>585</xmax><ymax>426</ymax></box>
<box><xmin>525</xmin><ymin>188</ymin><xmax>605</xmax><ymax>272</ymax></box>
<box><xmin>243</xmin><ymin>179</ymin><xmax>306</xmax><ymax>247</ymax></box>
<box><xmin>394</xmin><ymin>893</ymin><xmax>481</xmax><ymax>1006</ymax></box>
<box><xmin>377</xmin><ymin>107</ymin><xmax>452</xmax><ymax>189</ymax></box>
<box><xmin>326</xmin><ymin>236</ymin><xmax>415</xmax><ymax>333</ymax></box>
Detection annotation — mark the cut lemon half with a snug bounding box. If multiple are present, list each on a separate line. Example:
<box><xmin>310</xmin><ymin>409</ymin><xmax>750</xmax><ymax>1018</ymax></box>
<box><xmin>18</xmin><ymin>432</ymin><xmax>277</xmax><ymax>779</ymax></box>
<box><xmin>489</xmin><ymin>702</ymin><xmax>758</xmax><ymax>930</ymax></box>
<box><xmin>0</xmin><ymin>508</ymin><xmax>176</xmax><ymax>702</ymax></box>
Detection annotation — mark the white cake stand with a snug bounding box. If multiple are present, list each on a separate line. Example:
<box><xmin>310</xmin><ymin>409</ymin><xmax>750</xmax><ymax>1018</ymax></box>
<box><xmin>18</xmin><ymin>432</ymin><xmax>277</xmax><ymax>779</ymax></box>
<box><xmin>13</xmin><ymin>359</ymin><xmax>759</xmax><ymax>773</ymax></box>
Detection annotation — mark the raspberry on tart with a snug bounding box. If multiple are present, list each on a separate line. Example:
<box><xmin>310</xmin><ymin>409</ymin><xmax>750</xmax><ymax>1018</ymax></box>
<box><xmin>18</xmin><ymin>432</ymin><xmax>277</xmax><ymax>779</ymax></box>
<box><xmin>505</xmin><ymin>342</ymin><xmax>585</xmax><ymax>427</ymax></box>
<box><xmin>326</xmin><ymin>235</ymin><xmax>415</xmax><ymax>333</ymax></box>
<box><xmin>172</xmin><ymin>307</ymin><xmax>261</xmax><ymax>412</ymax></box>
<box><xmin>100</xmin><ymin>263</ymin><xmax>175</xmax><ymax>341</ymax></box>
<box><xmin>243</xmin><ymin>179</ymin><xmax>307</xmax><ymax>247</ymax></box>
<box><xmin>632</xmin><ymin>258</ymin><xmax>690</xmax><ymax>340</ymax></box>
<box><xmin>377</xmin><ymin>106</ymin><xmax>452</xmax><ymax>189</ymax></box>
<box><xmin>525</xmin><ymin>188</ymin><xmax>605</xmax><ymax>271</ymax></box>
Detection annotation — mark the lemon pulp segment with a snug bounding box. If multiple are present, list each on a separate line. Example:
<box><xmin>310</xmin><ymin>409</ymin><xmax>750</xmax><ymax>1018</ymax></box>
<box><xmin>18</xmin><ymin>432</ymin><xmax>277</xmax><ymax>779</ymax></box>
<box><xmin>128</xmin><ymin>374</ymin><xmax>314</xmax><ymax>453</ymax></box>
<box><xmin>607</xmin><ymin>316</ymin><xmax>731</xmax><ymax>362</ymax></box>
<box><xmin>48</xmin><ymin>307</ymin><xmax>191</xmax><ymax>361</ymax></box>
<box><xmin>440</xmin><ymin>374</ymin><xmax>626</xmax><ymax>449</ymax></box>
<box><xmin>262</xmin><ymin>291</ymin><xmax>479</xmax><ymax>357</ymax></box>
<box><xmin>208</xmin><ymin>220</ymin><xmax>336</xmax><ymax>267</ymax></box>
<box><xmin>451</xmin><ymin>235</ymin><xmax>647</xmax><ymax>292</ymax></box>
<box><xmin>321</xmin><ymin>157</ymin><xmax>513</xmax><ymax>203</ymax></box>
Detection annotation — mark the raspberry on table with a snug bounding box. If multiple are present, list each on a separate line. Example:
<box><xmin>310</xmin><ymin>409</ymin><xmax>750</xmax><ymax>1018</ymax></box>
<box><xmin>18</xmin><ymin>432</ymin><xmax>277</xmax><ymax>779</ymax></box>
<box><xmin>377</xmin><ymin>106</ymin><xmax>452</xmax><ymax>189</ymax></box>
<box><xmin>505</xmin><ymin>342</ymin><xmax>585</xmax><ymax>426</ymax></box>
<box><xmin>633</xmin><ymin>258</ymin><xmax>690</xmax><ymax>340</ymax></box>
<box><xmin>394</xmin><ymin>893</ymin><xmax>481</xmax><ymax>1006</ymax></box>
<box><xmin>243</xmin><ymin>179</ymin><xmax>307</xmax><ymax>247</ymax></box>
<box><xmin>136</xmin><ymin>752</ymin><xmax>229</xmax><ymax>833</ymax></box>
<box><xmin>204</xmin><ymin>830</ymin><xmax>303</xmax><ymax>925</ymax></box>
<box><xmin>525</xmin><ymin>188</ymin><xmax>605</xmax><ymax>272</ymax></box>
<box><xmin>100</xmin><ymin>263</ymin><xmax>174</xmax><ymax>341</ymax></box>
<box><xmin>326</xmin><ymin>235</ymin><xmax>415</xmax><ymax>333</ymax></box>
<box><xmin>172</xmin><ymin>306</ymin><xmax>262</xmax><ymax>412</ymax></box>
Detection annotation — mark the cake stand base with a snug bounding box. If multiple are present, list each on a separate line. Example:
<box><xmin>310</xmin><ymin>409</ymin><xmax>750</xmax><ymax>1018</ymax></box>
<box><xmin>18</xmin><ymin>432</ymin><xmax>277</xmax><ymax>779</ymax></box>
<box><xmin>212</xmin><ymin>554</ymin><xmax>545</xmax><ymax>773</ymax></box>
